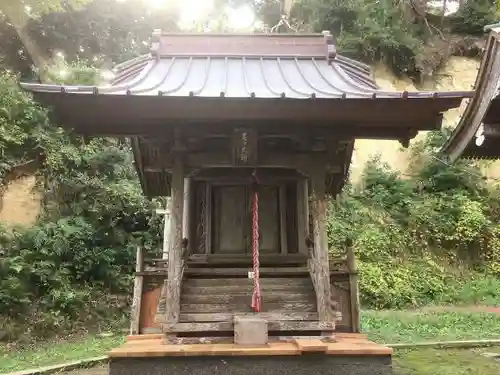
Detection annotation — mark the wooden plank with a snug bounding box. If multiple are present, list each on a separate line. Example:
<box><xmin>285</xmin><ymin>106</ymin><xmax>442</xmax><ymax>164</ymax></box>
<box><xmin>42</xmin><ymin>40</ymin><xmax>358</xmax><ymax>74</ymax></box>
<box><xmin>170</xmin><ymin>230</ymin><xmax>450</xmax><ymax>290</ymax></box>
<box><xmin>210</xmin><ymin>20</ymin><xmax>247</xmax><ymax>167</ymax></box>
<box><xmin>164</xmin><ymin>151</ymin><xmax>341</xmax><ymax>173</ymax></box>
<box><xmin>137</xmin><ymin>269</ymin><xmax>348</xmax><ymax>277</ymax></box>
<box><xmin>184</xmin><ymin>267</ymin><xmax>309</xmax><ymax>276</ymax></box>
<box><xmin>109</xmin><ymin>336</ymin><xmax>393</xmax><ymax>358</ymax></box>
<box><xmin>293</xmin><ymin>338</ymin><xmax>328</xmax><ymax>352</ymax></box>
<box><xmin>187</xmin><ymin>254</ymin><xmax>308</xmax><ymax>266</ymax></box>
<box><xmin>213</xmin><ymin>185</ymin><xmax>247</xmax><ymax>254</ymax></box>
<box><xmin>182</xmin><ymin>284</ymin><xmax>313</xmax><ymax>294</ymax></box>
<box><xmin>127</xmin><ymin>334</ymin><xmax>164</xmax><ymax>341</ymax></box>
<box><xmin>164</xmin><ymin>131</ymin><xmax>185</xmax><ymax>327</ymax></box>
<box><xmin>109</xmin><ymin>341</ymin><xmax>303</xmax><ymax>357</ymax></box>
<box><xmin>171</xmin><ymin>321</ymin><xmax>335</xmax><ymax>333</ymax></box>
<box><xmin>279</xmin><ymin>185</ymin><xmax>288</xmax><ymax>255</ymax></box>
<box><xmin>181</xmin><ymin>293</ymin><xmax>315</xmax><ymax>305</ymax></box>
<box><xmin>335</xmin><ymin>332</ymin><xmax>368</xmax><ymax>340</ymax></box>
<box><xmin>130</xmin><ymin>247</ymin><xmax>144</xmax><ymax>335</ymax></box>
<box><xmin>165</xmin><ymin>335</ymin><xmax>334</xmax><ymax>345</ymax></box>
<box><xmin>258</xmin><ymin>185</ymin><xmax>281</xmax><ymax>254</ymax></box>
<box><xmin>179</xmin><ymin>312</ymin><xmax>319</xmax><ymax>322</ymax></box>
<box><xmin>180</xmin><ymin>302</ymin><xmax>317</xmax><ymax>313</ymax></box>
<box><xmin>183</xmin><ymin>277</ymin><xmax>312</xmax><ymax>287</ymax></box>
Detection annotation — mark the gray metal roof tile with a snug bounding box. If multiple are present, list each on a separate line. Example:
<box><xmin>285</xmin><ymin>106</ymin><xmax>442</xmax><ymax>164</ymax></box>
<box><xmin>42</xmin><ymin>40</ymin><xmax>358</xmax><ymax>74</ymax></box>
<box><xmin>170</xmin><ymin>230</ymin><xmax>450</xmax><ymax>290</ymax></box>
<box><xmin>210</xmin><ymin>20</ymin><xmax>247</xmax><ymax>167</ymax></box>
<box><xmin>21</xmin><ymin>54</ymin><xmax>473</xmax><ymax>100</ymax></box>
<box><xmin>22</xmin><ymin>33</ymin><xmax>473</xmax><ymax>101</ymax></box>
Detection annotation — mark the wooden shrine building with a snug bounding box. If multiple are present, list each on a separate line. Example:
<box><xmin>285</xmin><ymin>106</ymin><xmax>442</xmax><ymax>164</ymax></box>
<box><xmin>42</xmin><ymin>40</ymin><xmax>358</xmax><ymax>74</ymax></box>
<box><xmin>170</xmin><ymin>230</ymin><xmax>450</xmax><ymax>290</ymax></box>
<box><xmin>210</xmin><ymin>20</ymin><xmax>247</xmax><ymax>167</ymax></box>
<box><xmin>442</xmin><ymin>24</ymin><xmax>500</xmax><ymax>161</ymax></box>
<box><xmin>23</xmin><ymin>31</ymin><xmax>472</xmax><ymax>375</ymax></box>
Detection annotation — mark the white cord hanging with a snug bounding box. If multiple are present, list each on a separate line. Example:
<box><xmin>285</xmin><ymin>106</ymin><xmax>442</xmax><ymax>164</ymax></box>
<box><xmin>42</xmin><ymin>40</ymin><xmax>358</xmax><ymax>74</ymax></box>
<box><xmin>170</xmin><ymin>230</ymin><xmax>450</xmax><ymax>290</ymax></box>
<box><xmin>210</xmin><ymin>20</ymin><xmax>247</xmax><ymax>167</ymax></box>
<box><xmin>269</xmin><ymin>14</ymin><xmax>298</xmax><ymax>33</ymax></box>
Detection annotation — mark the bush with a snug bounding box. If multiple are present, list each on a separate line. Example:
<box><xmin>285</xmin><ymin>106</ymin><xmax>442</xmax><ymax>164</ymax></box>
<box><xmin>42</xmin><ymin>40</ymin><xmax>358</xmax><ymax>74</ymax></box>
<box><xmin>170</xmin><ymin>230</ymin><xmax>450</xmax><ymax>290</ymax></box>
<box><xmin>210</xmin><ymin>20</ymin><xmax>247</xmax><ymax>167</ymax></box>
<box><xmin>329</xmin><ymin>130</ymin><xmax>500</xmax><ymax>310</ymax></box>
<box><xmin>0</xmin><ymin>69</ymin><xmax>162</xmax><ymax>340</ymax></box>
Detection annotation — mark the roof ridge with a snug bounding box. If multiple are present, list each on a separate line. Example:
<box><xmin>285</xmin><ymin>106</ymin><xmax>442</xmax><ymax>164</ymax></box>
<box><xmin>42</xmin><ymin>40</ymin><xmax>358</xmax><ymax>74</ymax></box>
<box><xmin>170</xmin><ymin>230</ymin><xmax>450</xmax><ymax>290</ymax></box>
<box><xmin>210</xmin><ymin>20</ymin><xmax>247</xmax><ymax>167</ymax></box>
<box><xmin>150</xmin><ymin>29</ymin><xmax>336</xmax><ymax>61</ymax></box>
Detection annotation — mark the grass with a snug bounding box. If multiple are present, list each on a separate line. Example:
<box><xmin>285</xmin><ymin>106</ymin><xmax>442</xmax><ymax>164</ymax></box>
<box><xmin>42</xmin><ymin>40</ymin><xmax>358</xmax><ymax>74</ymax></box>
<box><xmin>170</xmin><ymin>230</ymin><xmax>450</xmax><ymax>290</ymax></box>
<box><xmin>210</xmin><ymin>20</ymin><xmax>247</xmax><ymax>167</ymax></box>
<box><xmin>394</xmin><ymin>348</ymin><xmax>500</xmax><ymax>375</ymax></box>
<box><xmin>2</xmin><ymin>310</ymin><xmax>500</xmax><ymax>374</ymax></box>
<box><xmin>0</xmin><ymin>334</ymin><xmax>124</xmax><ymax>374</ymax></box>
<box><xmin>362</xmin><ymin>310</ymin><xmax>500</xmax><ymax>344</ymax></box>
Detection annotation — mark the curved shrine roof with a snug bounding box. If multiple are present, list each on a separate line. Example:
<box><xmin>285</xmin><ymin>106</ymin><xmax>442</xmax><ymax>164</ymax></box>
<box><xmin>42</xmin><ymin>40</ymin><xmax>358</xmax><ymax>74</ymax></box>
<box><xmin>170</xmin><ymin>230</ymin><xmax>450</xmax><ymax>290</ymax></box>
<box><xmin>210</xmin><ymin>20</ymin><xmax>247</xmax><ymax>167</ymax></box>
<box><xmin>23</xmin><ymin>32</ymin><xmax>469</xmax><ymax>101</ymax></box>
<box><xmin>20</xmin><ymin>31</ymin><xmax>474</xmax><ymax>197</ymax></box>
<box><xmin>21</xmin><ymin>32</ymin><xmax>472</xmax><ymax>136</ymax></box>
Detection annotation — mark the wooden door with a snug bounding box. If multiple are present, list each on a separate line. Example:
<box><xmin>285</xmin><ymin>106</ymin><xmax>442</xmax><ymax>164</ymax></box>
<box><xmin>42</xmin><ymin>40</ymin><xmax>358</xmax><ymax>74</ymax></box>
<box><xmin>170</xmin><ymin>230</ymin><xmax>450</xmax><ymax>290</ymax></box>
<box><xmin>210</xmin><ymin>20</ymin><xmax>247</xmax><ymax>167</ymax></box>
<box><xmin>210</xmin><ymin>184</ymin><xmax>284</xmax><ymax>255</ymax></box>
<box><xmin>212</xmin><ymin>185</ymin><xmax>248</xmax><ymax>254</ymax></box>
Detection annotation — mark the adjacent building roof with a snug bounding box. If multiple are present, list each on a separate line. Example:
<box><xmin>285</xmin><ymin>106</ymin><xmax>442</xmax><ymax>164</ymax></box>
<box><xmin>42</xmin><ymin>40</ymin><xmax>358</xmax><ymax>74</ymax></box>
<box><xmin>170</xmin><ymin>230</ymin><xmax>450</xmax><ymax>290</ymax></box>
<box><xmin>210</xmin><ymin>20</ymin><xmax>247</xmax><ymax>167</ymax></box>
<box><xmin>441</xmin><ymin>24</ymin><xmax>500</xmax><ymax>161</ymax></box>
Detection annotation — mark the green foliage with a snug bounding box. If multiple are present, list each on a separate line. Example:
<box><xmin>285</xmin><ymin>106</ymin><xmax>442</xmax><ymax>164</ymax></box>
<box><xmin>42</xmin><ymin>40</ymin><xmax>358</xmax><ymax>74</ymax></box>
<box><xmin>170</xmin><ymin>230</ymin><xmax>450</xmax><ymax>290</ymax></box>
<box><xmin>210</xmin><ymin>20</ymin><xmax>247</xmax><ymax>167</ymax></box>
<box><xmin>291</xmin><ymin>0</ymin><xmax>496</xmax><ymax>77</ymax></box>
<box><xmin>329</xmin><ymin>131</ymin><xmax>500</xmax><ymax>310</ymax></box>
<box><xmin>449</xmin><ymin>0</ymin><xmax>497</xmax><ymax>35</ymax></box>
<box><xmin>0</xmin><ymin>67</ymin><xmax>161</xmax><ymax>340</ymax></box>
<box><xmin>292</xmin><ymin>0</ymin><xmax>424</xmax><ymax>74</ymax></box>
<box><xmin>0</xmin><ymin>72</ymin><xmax>50</xmax><ymax>180</ymax></box>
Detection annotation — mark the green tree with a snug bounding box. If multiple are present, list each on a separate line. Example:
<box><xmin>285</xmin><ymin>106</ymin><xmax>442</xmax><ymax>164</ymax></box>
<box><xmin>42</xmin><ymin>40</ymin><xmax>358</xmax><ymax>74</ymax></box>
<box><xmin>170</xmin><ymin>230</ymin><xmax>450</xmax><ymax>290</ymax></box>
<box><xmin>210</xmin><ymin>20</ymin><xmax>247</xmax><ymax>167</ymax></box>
<box><xmin>1</xmin><ymin>0</ymin><xmax>88</xmax><ymax>81</ymax></box>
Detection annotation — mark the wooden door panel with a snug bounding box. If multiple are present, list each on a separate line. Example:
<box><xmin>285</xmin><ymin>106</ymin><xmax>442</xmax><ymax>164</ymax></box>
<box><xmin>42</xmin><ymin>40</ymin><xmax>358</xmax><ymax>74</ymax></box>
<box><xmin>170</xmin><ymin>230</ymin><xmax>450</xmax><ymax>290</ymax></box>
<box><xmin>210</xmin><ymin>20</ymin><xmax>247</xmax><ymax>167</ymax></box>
<box><xmin>258</xmin><ymin>186</ymin><xmax>280</xmax><ymax>253</ymax></box>
<box><xmin>213</xmin><ymin>186</ymin><xmax>247</xmax><ymax>254</ymax></box>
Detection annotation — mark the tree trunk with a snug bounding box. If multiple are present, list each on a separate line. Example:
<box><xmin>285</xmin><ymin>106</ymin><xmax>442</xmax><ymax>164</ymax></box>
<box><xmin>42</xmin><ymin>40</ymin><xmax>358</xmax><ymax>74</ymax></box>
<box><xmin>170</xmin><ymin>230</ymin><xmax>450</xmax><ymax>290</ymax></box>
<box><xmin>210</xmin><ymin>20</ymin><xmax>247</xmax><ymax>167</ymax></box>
<box><xmin>440</xmin><ymin>0</ymin><xmax>447</xmax><ymax>25</ymax></box>
<box><xmin>4</xmin><ymin>6</ymin><xmax>52</xmax><ymax>82</ymax></box>
<box><xmin>282</xmin><ymin>0</ymin><xmax>294</xmax><ymax>16</ymax></box>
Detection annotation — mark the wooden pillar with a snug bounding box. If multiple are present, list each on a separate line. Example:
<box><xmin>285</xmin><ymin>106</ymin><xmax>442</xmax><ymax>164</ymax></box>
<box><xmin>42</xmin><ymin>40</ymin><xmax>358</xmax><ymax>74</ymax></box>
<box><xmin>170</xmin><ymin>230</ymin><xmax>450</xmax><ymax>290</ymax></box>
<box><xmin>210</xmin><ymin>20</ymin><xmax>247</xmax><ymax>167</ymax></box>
<box><xmin>130</xmin><ymin>247</ymin><xmax>144</xmax><ymax>335</ymax></box>
<box><xmin>204</xmin><ymin>183</ymin><xmax>212</xmax><ymax>255</ymax></box>
<box><xmin>346</xmin><ymin>243</ymin><xmax>360</xmax><ymax>332</ymax></box>
<box><xmin>296</xmin><ymin>178</ymin><xmax>308</xmax><ymax>255</ymax></box>
<box><xmin>183</xmin><ymin>177</ymin><xmax>191</xmax><ymax>253</ymax></box>
<box><xmin>279</xmin><ymin>185</ymin><xmax>288</xmax><ymax>255</ymax></box>
<box><xmin>310</xmin><ymin>166</ymin><xmax>332</xmax><ymax>323</ymax></box>
<box><xmin>156</xmin><ymin>199</ymin><xmax>171</xmax><ymax>260</ymax></box>
<box><xmin>164</xmin><ymin>141</ymin><xmax>185</xmax><ymax>327</ymax></box>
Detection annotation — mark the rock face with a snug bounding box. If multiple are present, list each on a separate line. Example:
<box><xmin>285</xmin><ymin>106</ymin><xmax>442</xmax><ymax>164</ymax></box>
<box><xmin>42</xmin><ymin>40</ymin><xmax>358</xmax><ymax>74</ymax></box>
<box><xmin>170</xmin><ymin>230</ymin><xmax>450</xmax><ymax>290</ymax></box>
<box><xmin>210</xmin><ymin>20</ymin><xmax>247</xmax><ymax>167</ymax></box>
<box><xmin>349</xmin><ymin>56</ymin><xmax>483</xmax><ymax>185</ymax></box>
<box><xmin>0</xmin><ymin>174</ymin><xmax>42</xmax><ymax>227</ymax></box>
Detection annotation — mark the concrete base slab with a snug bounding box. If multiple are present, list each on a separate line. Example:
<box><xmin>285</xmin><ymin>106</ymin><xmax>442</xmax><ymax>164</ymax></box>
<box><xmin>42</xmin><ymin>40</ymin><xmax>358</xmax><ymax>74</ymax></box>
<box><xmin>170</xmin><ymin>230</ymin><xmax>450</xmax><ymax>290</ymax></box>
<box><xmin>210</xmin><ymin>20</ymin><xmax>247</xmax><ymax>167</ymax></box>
<box><xmin>109</xmin><ymin>354</ymin><xmax>393</xmax><ymax>375</ymax></box>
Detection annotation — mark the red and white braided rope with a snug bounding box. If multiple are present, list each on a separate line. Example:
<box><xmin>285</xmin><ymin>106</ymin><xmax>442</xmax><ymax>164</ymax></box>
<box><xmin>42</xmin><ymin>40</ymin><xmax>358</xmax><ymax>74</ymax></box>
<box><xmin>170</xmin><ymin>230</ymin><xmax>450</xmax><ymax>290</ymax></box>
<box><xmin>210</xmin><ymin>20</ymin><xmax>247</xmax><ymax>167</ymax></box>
<box><xmin>251</xmin><ymin>188</ymin><xmax>261</xmax><ymax>312</ymax></box>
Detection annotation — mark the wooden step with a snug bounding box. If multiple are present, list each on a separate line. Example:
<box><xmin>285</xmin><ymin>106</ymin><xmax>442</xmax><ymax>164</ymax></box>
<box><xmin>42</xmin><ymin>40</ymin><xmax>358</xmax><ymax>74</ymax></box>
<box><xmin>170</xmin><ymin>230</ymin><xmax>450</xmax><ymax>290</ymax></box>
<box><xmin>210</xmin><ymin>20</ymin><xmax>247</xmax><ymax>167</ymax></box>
<box><xmin>187</xmin><ymin>254</ymin><xmax>308</xmax><ymax>267</ymax></box>
<box><xmin>184</xmin><ymin>267</ymin><xmax>309</xmax><ymax>277</ymax></box>
<box><xmin>179</xmin><ymin>312</ymin><xmax>319</xmax><ymax>322</ymax></box>
<box><xmin>170</xmin><ymin>321</ymin><xmax>335</xmax><ymax>333</ymax></box>
<box><xmin>183</xmin><ymin>284</ymin><xmax>314</xmax><ymax>294</ymax></box>
<box><xmin>183</xmin><ymin>277</ymin><xmax>312</xmax><ymax>287</ymax></box>
<box><xmin>179</xmin><ymin>302</ymin><xmax>316</xmax><ymax>313</ymax></box>
<box><xmin>181</xmin><ymin>292</ymin><xmax>315</xmax><ymax>305</ymax></box>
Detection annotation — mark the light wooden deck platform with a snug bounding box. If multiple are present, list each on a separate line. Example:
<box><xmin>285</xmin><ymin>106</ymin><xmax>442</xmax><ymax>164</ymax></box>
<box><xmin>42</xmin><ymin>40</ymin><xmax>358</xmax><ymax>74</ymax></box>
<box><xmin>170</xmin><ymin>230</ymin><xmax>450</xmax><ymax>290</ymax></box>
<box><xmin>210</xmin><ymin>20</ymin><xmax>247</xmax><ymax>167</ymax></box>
<box><xmin>109</xmin><ymin>333</ymin><xmax>392</xmax><ymax>358</ymax></box>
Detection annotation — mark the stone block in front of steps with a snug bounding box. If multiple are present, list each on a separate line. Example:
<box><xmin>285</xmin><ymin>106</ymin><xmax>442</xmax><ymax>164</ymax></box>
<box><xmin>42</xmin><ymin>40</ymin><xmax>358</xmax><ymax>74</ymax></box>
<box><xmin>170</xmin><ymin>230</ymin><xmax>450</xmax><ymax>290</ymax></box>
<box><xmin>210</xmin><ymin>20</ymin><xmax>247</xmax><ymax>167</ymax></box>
<box><xmin>234</xmin><ymin>316</ymin><xmax>268</xmax><ymax>345</ymax></box>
